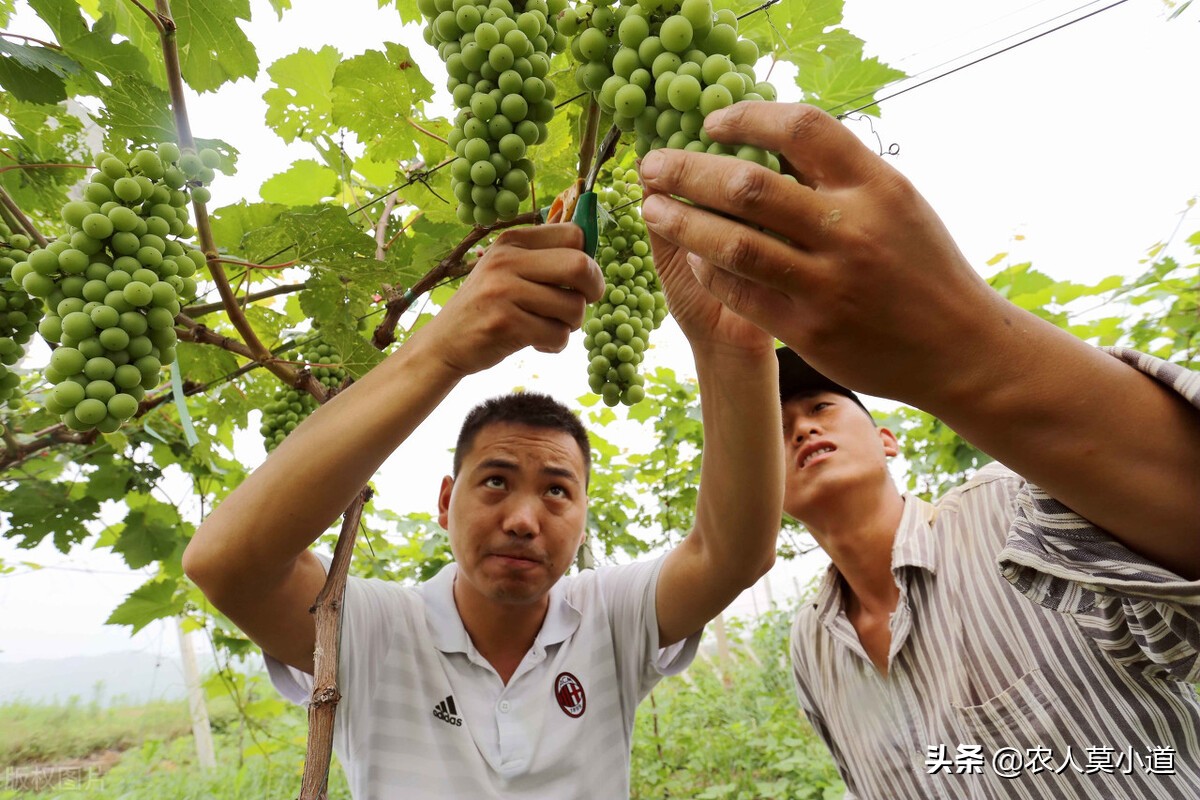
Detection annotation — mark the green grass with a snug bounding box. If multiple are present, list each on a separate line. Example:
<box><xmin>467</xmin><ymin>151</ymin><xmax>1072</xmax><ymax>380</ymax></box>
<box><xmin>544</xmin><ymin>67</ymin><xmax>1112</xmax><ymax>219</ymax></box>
<box><xmin>630</xmin><ymin>607</ymin><xmax>844</xmax><ymax>800</ymax></box>
<box><xmin>0</xmin><ymin>691</ymin><xmax>351</xmax><ymax>800</ymax></box>
<box><xmin>1</xmin><ymin>729</ymin><xmax>352</xmax><ymax>800</ymax></box>
<box><xmin>0</xmin><ymin>698</ymin><xmax>195</xmax><ymax>767</ymax></box>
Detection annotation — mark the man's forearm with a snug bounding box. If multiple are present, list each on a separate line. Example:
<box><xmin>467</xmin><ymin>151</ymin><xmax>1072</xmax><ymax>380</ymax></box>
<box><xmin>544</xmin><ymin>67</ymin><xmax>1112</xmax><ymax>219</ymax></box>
<box><xmin>654</xmin><ymin>340</ymin><xmax>783</xmax><ymax>647</ymax></box>
<box><xmin>923</xmin><ymin>297</ymin><xmax>1200</xmax><ymax>579</ymax></box>
<box><xmin>691</xmin><ymin>342</ymin><xmax>783</xmax><ymax>578</ymax></box>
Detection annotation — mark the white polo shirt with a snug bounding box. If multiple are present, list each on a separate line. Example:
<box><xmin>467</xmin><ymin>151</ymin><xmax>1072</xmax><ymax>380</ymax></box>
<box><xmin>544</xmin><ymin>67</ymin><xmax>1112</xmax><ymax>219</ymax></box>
<box><xmin>266</xmin><ymin>554</ymin><xmax>699</xmax><ymax>799</ymax></box>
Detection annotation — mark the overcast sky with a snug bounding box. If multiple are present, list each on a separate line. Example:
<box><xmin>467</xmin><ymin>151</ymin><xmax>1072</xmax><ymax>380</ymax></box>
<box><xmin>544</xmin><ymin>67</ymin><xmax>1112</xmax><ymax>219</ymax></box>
<box><xmin>2</xmin><ymin>0</ymin><xmax>1197</xmax><ymax>666</ymax></box>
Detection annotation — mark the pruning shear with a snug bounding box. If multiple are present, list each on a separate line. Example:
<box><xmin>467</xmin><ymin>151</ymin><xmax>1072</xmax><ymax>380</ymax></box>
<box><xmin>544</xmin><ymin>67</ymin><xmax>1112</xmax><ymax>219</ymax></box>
<box><xmin>541</xmin><ymin>178</ymin><xmax>597</xmax><ymax>258</ymax></box>
<box><xmin>540</xmin><ymin>126</ymin><xmax>621</xmax><ymax>259</ymax></box>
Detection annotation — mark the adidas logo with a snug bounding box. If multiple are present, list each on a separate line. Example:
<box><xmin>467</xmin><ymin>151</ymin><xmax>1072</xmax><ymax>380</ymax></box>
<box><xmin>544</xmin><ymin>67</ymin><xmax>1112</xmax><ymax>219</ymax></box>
<box><xmin>432</xmin><ymin>695</ymin><xmax>463</xmax><ymax>727</ymax></box>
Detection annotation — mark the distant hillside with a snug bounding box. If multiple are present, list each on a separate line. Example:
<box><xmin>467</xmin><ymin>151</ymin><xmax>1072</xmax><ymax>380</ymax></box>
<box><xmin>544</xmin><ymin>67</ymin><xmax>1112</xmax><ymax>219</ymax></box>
<box><xmin>0</xmin><ymin>652</ymin><xmax>205</xmax><ymax>706</ymax></box>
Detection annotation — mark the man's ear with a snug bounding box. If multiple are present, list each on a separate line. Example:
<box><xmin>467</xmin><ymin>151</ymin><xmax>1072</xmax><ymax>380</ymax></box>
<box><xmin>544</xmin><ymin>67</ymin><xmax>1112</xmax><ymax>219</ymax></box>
<box><xmin>879</xmin><ymin>427</ymin><xmax>900</xmax><ymax>458</ymax></box>
<box><xmin>437</xmin><ymin>475</ymin><xmax>454</xmax><ymax>529</ymax></box>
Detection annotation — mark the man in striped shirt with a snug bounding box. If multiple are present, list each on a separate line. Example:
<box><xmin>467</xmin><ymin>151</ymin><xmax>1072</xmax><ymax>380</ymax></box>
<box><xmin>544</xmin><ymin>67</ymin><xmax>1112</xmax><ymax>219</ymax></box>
<box><xmin>637</xmin><ymin>102</ymin><xmax>1200</xmax><ymax>798</ymax></box>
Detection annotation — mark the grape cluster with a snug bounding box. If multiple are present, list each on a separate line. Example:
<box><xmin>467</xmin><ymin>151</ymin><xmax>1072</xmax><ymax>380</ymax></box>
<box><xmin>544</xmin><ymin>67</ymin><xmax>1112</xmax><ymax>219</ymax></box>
<box><xmin>7</xmin><ymin>142</ymin><xmax>218</xmax><ymax>433</ymax></box>
<box><xmin>582</xmin><ymin>166</ymin><xmax>666</xmax><ymax>406</ymax></box>
<box><xmin>259</xmin><ymin>340</ymin><xmax>348</xmax><ymax>451</ymax></box>
<box><xmin>420</xmin><ymin>0</ymin><xmax>568</xmax><ymax>224</ymax></box>
<box><xmin>562</xmin><ymin>0</ymin><xmax>780</xmax><ymax>165</ymax></box>
<box><xmin>0</xmin><ymin>224</ymin><xmax>43</xmax><ymax>405</ymax></box>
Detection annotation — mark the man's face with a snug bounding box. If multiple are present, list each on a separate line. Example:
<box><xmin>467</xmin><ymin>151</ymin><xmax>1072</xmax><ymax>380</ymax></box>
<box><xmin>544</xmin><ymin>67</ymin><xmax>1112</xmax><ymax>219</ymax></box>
<box><xmin>781</xmin><ymin>391</ymin><xmax>898</xmax><ymax>521</ymax></box>
<box><xmin>438</xmin><ymin>422</ymin><xmax>588</xmax><ymax>608</ymax></box>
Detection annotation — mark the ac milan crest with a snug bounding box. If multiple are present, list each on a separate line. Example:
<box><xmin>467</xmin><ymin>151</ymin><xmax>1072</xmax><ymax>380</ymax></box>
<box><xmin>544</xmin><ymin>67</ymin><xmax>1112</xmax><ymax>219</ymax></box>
<box><xmin>554</xmin><ymin>671</ymin><xmax>586</xmax><ymax>718</ymax></box>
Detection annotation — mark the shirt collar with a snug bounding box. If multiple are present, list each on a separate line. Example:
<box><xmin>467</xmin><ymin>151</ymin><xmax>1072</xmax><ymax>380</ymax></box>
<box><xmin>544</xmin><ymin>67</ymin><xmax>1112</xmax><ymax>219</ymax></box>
<box><xmin>419</xmin><ymin>562</ymin><xmax>583</xmax><ymax>655</ymax></box>
<box><xmin>811</xmin><ymin>494</ymin><xmax>939</xmax><ymax>623</ymax></box>
<box><xmin>891</xmin><ymin>494</ymin><xmax>939</xmax><ymax>576</ymax></box>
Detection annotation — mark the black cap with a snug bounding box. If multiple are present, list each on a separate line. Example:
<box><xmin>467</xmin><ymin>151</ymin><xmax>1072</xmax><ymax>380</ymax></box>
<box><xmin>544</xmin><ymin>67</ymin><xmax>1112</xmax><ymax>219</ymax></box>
<box><xmin>776</xmin><ymin>347</ymin><xmax>870</xmax><ymax>414</ymax></box>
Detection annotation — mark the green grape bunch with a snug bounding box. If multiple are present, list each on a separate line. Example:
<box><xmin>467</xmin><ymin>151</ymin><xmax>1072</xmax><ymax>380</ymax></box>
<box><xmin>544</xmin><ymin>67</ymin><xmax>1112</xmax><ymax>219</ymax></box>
<box><xmin>260</xmin><ymin>340</ymin><xmax>349</xmax><ymax>451</ymax></box>
<box><xmin>582</xmin><ymin>166</ymin><xmax>666</xmax><ymax>406</ymax></box>
<box><xmin>6</xmin><ymin>142</ymin><xmax>220</xmax><ymax>433</ymax></box>
<box><xmin>0</xmin><ymin>223</ymin><xmax>44</xmax><ymax>406</ymax></box>
<box><xmin>420</xmin><ymin>0</ymin><xmax>569</xmax><ymax>225</ymax></box>
<box><xmin>564</xmin><ymin>0</ymin><xmax>780</xmax><ymax>166</ymax></box>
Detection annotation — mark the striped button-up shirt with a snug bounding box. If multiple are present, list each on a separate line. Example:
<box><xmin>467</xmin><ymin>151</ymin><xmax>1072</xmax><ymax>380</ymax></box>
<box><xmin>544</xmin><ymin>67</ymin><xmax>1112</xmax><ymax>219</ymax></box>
<box><xmin>790</xmin><ymin>348</ymin><xmax>1200</xmax><ymax>799</ymax></box>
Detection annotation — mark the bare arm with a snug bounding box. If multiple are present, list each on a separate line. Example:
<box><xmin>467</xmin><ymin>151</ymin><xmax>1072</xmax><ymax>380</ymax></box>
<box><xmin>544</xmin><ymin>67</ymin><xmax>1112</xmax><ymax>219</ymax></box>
<box><xmin>638</xmin><ymin>102</ymin><xmax>1200</xmax><ymax>580</ymax></box>
<box><xmin>644</xmin><ymin>199</ymin><xmax>784</xmax><ymax>648</ymax></box>
<box><xmin>182</xmin><ymin>225</ymin><xmax>604</xmax><ymax>672</ymax></box>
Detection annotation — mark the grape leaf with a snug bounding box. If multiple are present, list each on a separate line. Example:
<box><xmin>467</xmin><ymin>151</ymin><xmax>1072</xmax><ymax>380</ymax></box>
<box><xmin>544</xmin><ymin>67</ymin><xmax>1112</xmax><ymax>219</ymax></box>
<box><xmin>260</xmin><ymin>159</ymin><xmax>341</xmax><ymax>205</ymax></box>
<box><xmin>171</xmin><ymin>0</ymin><xmax>259</xmax><ymax>93</ymax></box>
<box><xmin>82</xmin><ymin>460</ymin><xmax>137</xmax><ymax>502</ymax></box>
<box><xmin>533</xmin><ymin>101</ymin><xmax>582</xmax><ymax>202</ymax></box>
<box><xmin>194</xmin><ymin>138</ymin><xmax>239</xmax><ymax>175</ymax></box>
<box><xmin>331</xmin><ymin>42</ymin><xmax>435</xmax><ymax>163</ymax></box>
<box><xmin>381</xmin><ymin>0</ymin><xmax>423</xmax><ymax>26</ymax></box>
<box><xmin>208</xmin><ymin>201</ymin><xmax>286</xmax><ymax>256</ymax></box>
<box><xmin>245</xmin><ymin>304</ymin><xmax>292</xmax><ymax>351</ymax></box>
<box><xmin>106</xmin><ymin>577</ymin><xmax>186</xmax><ymax>633</ymax></box>
<box><xmin>726</xmin><ymin>0</ymin><xmax>904</xmax><ymax>116</ymax></box>
<box><xmin>177</xmin><ymin>340</ymin><xmax>240</xmax><ymax>385</ymax></box>
<box><xmin>95</xmin><ymin>73</ymin><xmax>175</xmax><ymax>146</ymax></box>
<box><xmin>385</xmin><ymin>217</ymin><xmax>464</xmax><ymax>291</ymax></box>
<box><xmin>263</xmin><ymin>46</ymin><xmax>341</xmax><ymax>143</ymax></box>
<box><xmin>787</xmin><ymin>35</ymin><xmax>905</xmax><ymax>116</ymax></box>
<box><xmin>93</xmin><ymin>0</ymin><xmax>168</xmax><ymax>88</ymax></box>
<box><xmin>392</xmin><ymin>160</ymin><xmax>458</xmax><ymax>224</ymax></box>
<box><xmin>0</xmin><ymin>478</ymin><xmax>100</xmax><ymax>551</ymax></box>
<box><xmin>0</xmin><ymin>37</ymin><xmax>80</xmax><ymax>77</ymax></box>
<box><xmin>240</xmin><ymin>204</ymin><xmax>376</xmax><ymax>267</ymax></box>
<box><xmin>27</xmin><ymin>0</ymin><xmax>153</xmax><ymax>92</ymax></box>
<box><xmin>0</xmin><ymin>97</ymin><xmax>90</xmax><ymax>222</ymax></box>
<box><xmin>0</xmin><ymin>53</ymin><xmax>68</xmax><ymax>104</ymax></box>
<box><xmin>316</xmin><ymin>318</ymin><xmax>385</xmax><ymax>379</ymax></box>
<box><xmin>352</xmin><ymin>152</ymin><xmax>401</xmax><ymax>189</ymax></box>
<box><xmin>109</xmin><ymin>497</ymin><xmax>187</xmax><ymax>570</ymax></box>
<box><xmin>298</xmin><ymin>270</ymin><xmax>369</xmax><ymax>337</ymax></box>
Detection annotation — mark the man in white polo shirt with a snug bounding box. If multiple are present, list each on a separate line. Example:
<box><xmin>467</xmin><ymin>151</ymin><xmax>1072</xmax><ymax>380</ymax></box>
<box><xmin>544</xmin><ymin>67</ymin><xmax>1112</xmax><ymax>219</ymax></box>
<box><xmin>183</xmin><ymin>223</ymin><xmax>784</xmax><ymax>797</ymax></box>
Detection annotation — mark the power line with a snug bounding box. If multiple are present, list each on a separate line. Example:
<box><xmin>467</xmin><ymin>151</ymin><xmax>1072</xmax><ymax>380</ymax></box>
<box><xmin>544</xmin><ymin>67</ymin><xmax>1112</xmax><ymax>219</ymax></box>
<box><xmin>880</xmin><ymin>0</ymin><xmax>1096</xmax><ymax>71</ymax></box>
<box><xmin>822</xmin><ymin>1</ymin><xmax>1108</xmax><ymax>117</ymax></box>
<box><xmin>0</xmin><ymin>563</ymin><xmax>143</xmax><ymax>579</ymax></box>
<box><xmin>826</xmin><ymin>0</ymin><xmax>1132</xmax><ymax>118</ymax></box>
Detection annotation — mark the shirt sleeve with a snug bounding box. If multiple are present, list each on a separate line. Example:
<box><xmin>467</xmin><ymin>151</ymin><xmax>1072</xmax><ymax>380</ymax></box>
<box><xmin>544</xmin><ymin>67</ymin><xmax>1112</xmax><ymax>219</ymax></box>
<box><xmin>997</xmin><ymin>347</ymin><xmax>1200</xmax><ymax>683</ymax></box>
<box><xmin>264</xmin><ymin>554</ymin><xmax>404</xmax><ymax>719</ymax></box>
<box><xmin>595</xmin><ymin>555</ymin><xmax>703</xmax><ymax>701</ymax></box>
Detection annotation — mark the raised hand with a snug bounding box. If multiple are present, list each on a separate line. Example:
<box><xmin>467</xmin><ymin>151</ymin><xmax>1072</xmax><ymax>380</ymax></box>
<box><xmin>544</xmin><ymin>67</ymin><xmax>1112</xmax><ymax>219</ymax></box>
<box><xmin>640</xmin><ymin>183</ymin><xmax>773</xmax><ymax>359</ymax></box>
<box><xmin>637</xmin><ymin>102</ymin><xmax>1004</xmax><ymax>408</ymax></box>
<box><xmin>419</xmin><ymin>223</ymin><xmax>606</xmax><ymax>377</ymax></box>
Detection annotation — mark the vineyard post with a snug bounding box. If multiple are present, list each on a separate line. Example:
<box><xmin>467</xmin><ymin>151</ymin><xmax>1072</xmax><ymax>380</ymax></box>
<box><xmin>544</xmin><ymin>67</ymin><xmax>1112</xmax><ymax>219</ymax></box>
<box><xmin>176</xmin><ymin>617</ymin><xmax>217</xmax><ymax>770</ymax></box>
<box><xmin>713</xmin><ymin>613</ymin><xmax>733</xmax><ymax>689</ymax></box>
